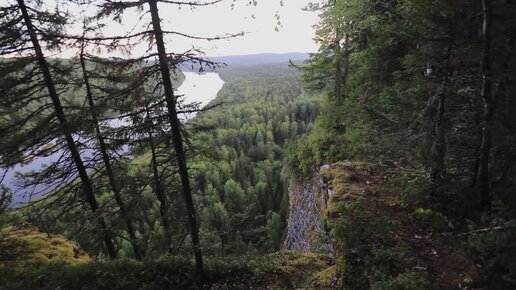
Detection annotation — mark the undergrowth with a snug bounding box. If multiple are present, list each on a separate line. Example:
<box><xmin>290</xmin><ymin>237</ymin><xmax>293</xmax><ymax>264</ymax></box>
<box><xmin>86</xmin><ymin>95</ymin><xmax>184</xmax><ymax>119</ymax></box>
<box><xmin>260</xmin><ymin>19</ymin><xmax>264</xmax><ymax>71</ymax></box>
<box><xmin>0</xmin><ymin>252</ymin><xmax>335</xmax><ymax>290</ymax></box>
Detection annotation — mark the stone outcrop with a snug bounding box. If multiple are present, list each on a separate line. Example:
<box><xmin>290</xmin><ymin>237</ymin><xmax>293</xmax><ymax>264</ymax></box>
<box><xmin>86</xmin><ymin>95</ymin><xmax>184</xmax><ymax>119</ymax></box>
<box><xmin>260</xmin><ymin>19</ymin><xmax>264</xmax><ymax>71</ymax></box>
<box><xmin>284</xmin><ymin>167</ymin><xmax>333</xmax><ymax>254</ymax></box>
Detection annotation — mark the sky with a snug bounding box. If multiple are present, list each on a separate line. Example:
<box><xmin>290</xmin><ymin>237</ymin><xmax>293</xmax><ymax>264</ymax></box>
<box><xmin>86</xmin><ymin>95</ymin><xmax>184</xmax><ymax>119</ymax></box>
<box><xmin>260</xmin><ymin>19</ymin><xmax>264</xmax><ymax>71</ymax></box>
<box><xmin>161</xmin><ymin>0</ymin><xmax>321</xmax><ymax>56</ymax></box>
<box><xmin>31</xmin><ymin>0</ymin><xmax>321</xmax><ymax>57</ymax></box>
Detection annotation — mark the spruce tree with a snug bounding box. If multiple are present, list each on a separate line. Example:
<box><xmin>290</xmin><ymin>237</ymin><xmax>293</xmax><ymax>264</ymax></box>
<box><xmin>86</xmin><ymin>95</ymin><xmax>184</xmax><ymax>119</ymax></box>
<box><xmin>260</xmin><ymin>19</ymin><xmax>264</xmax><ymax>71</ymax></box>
<box><xmin>0</xmin><ymin>0</ymin><xmax>117</xmax><ymax>258</ymax></box>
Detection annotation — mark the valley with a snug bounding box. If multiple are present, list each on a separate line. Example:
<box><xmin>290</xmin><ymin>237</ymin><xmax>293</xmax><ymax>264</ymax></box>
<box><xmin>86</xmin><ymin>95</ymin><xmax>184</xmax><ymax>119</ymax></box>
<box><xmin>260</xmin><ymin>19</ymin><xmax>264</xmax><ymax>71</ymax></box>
<box><xmin>2</xmin><ymin>0</ymin><xmax>516</xmax><ymax>289</ymax></box>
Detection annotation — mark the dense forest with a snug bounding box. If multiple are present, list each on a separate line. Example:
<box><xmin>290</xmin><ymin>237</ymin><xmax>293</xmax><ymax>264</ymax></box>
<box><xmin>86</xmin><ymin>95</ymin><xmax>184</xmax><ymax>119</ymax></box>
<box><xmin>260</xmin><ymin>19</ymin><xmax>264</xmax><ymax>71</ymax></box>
<box><xmin>1</xmin><ymin>0</ymin><xmax>516</xmax><ymax>289</ymax></box>
<box><xmin>288</xmin><ymin>0</ymin><xmax>516</xmax><ymax>289</ymax></box>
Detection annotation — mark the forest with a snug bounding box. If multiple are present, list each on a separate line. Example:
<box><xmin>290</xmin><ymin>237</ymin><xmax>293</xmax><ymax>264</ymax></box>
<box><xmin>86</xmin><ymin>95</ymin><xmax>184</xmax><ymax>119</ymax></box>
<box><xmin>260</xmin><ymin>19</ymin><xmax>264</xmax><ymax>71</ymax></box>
<box><xmin>1</xmin><ymin>0</ymin><xmax>516</xmax><ymax>289</ymax></box>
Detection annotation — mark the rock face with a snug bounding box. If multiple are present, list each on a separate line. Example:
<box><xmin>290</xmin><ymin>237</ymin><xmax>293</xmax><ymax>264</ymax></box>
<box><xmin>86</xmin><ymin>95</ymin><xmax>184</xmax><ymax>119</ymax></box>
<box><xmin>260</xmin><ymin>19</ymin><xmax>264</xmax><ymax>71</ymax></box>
<box><xmin>284</xmin><ymin>169</ymin><xmax>333</xmax><ymax>254</ymax></box>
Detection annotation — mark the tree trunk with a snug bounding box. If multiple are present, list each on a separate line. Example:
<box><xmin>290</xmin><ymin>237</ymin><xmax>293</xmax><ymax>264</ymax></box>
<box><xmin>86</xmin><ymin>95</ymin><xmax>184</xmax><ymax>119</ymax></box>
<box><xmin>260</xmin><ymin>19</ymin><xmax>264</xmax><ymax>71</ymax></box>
<box><xmin>18</xmin><ymin>0</ymin><xmax>117</xmax><ymax>259</ymax></box>
<box><xmin>342</xmin><ymin>33</ymin><xmax>349</xmax><ymax>97</ymax></box>
<box><xmin>148</xmin><ymin>0</ymin><xmax>203</xmax><ymax>272</ymax></box>
<box><xmin>79</xmin><ymin>51</ymin><xmax>142</xmax><ymax>260</ymax></box>
<box><xmin>476</xmin><ymin>0</ymin><xmax>494</xmax><ymax>209</ymax></box>
<box><xmin>430</xmin><ymin>41</ymin><xmax>453</xmax><ymax>183</ymax></box>
<box><xmin>334</xmin><ymin>28</ymin><xmax>343</xmax><ymax>105</ymax></box>
<box><xmin>145</xmin><ymin>106</ymin><xmax>173</xmax><ymax>253</ymax></box>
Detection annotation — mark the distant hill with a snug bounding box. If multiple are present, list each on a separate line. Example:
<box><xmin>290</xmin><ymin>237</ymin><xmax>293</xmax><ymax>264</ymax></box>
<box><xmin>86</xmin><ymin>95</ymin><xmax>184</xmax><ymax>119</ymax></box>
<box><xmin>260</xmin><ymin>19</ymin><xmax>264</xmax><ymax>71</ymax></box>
<box><xmin>180</xmin><ymin>53</ymin><xmax>310</xmax><ymax>71</ymax></box>
<box><xmin>208</xmin><ymin>53</ymin><xmax>310</xmax><ymax>66</ymax></box>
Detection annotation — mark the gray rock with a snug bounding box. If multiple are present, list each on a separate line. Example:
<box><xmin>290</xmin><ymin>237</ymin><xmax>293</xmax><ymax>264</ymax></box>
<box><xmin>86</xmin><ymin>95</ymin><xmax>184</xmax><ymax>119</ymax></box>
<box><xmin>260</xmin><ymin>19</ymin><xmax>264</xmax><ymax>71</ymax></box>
<box><xmin>284</xmin><ymin>170</ymin><xmax>334</xmax><ymax>254</ymax></box>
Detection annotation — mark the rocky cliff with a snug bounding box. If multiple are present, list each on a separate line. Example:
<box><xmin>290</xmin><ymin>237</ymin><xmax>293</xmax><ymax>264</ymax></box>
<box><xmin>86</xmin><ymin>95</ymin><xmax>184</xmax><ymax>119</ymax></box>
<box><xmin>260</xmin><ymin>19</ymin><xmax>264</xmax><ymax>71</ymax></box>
<box><xmin>284</xmin><ymin>167</ymin><xmax>333</xmax><ymax>254</ymax></box>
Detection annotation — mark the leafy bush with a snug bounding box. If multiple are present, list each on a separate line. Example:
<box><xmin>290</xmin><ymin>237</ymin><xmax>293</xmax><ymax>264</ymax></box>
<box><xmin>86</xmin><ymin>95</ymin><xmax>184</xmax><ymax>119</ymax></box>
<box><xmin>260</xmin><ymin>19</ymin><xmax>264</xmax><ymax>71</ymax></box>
<box><xmin>3</xmin><ymin>257</ymin><xmax>200</xmax><ymax>290</ymax></box>
<box><xmin>414</xmin><ymin>208</ymin><xmax>453</xmax><ymax>232</ymax></box>
<box><xmin>468</xmin><ymin>203</ymin><xmax>516</xmax><ymax>289</ymax></box>
<box><xmin>371</xmin><ymin>271</ymin><xmax>429</xmax><ymax>290</ymax></box>
<box><xmin>0</xmin><ymin>253</ymin><xmax>335</xmax><ymax>290</ymax></box>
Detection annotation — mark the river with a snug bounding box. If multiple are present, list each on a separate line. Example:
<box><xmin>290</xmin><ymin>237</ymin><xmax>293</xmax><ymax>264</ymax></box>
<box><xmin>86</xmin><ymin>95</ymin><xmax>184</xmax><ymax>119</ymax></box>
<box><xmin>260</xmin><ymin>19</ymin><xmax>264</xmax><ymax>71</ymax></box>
<box><xmin>1</xmin><ymin>72</ymin><xmax>225</xmax><ymax>205</ymax></box>
<box><xmin>177</xmin><ymin>71</ymin><xmax>225</xmax><ymax>115</ymax></box>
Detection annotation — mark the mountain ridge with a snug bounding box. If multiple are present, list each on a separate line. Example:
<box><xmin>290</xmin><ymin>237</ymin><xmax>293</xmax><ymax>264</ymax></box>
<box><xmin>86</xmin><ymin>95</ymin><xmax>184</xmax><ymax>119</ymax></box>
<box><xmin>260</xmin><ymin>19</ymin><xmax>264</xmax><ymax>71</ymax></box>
<box><xmin>207</xmin><ymin>52</ymin><xmax>310</xmax><ymax>66</ymax></box>
<box><xmin>180</xmin><ymin>52</ymin><xmax>310</xmax><ymax>71</ymax></box>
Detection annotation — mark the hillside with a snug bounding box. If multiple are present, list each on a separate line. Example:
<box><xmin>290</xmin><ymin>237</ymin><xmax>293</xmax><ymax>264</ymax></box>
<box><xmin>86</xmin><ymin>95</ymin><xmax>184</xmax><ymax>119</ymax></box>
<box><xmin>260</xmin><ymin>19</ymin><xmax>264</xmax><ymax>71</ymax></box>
<box><xmin>208</xmin><ymin>53</ymin><xmax>310</xmax><ymax>66</ymax></box>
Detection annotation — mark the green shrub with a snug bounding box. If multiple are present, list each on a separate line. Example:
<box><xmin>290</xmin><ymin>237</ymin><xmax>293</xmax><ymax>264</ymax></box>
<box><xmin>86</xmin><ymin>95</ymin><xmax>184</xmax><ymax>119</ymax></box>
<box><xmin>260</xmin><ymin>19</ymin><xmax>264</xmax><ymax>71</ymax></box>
<box><xmin>414</xmin><ymin>208</ymin><xmax>453</xmax><ymax>232</ymax></box>
<box><xmin>371</xmin><ymin>271</ymin><xmax>429</xmax><ymax>290</ymax></box>
<box><xmin>2</xmin><ymin>257</ymin><xmax>201</xmax><ymax>290</ymax></box>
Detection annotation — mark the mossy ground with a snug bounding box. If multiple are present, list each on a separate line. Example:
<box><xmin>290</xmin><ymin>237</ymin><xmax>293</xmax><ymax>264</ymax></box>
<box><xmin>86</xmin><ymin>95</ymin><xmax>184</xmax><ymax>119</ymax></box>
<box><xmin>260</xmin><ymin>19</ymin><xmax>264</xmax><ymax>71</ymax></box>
<box><xmin>1</xmin><ymin>250</ymin><xmax>335</xmax><ymax>290</ymax></box>
<box><xmin>322</xmin><ymin>162</ymin><xmax>479</xmax><ymax>290</ymax></box>
<box><xmin>0</xmin><ymin>224</ymin><xmax>91</xmax><ymax>276</ymax></box>
<box><xmin>261</xmin><ymin>252</ymin><xmax>336</xmax><ymax>289</ymax></box>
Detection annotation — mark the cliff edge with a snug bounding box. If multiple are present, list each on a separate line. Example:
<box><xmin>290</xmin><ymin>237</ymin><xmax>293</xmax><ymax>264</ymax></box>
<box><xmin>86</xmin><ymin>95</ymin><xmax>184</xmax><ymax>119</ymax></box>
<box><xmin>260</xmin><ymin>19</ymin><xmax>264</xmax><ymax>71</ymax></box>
<box><xmin>322</xmin><ymin>162</ymin><xmax>480</xmax><ymax>290</ymax></box>
<box><xmin>284</xmin><ymin>169</ymin><xmax>333</xmax><ymax>254</ymax></box>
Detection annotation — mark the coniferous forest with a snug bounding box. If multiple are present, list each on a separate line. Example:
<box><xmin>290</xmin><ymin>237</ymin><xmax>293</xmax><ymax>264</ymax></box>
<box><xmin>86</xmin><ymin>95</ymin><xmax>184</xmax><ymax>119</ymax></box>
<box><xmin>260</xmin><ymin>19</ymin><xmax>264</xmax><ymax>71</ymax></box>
<box><xmin>1</xmin><ymin>0</ymin><xmax>516</xmax><ymax>289</ymax></box>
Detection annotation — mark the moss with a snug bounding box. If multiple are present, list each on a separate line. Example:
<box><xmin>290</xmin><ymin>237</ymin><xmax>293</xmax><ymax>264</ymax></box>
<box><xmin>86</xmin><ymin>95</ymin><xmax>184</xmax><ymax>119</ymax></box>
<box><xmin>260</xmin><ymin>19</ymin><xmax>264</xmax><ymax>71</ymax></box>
<box><xmin>371</xmin><ymin>271</ymin><xmax>429</xmax><ymax>290</ymax></box>
<box><xmin>264</xmin><ymin>252</ymin><xmax>334</xmax><ymax>289</ymax></box>
<box><xmin>324</xmin><ymin>162</ymin><xmax>387</xmax><ymax>218</ymax></box>
<box><xmin>0</xmin><ymin>225</ymin><xmax>91</xmax><ymax>276</ymax></box>
<box><xmin>2</xmin><ymin>252</ymin><xmax>335</xmax><ymax>290</ymax></box>
<box><xmin>322</xmin><ymin>162</ymin><xmax>426</xmax><ymax>289</ymax></box>
<box><xmin>312</xmin><ymin>266</ymin><xmax>337</xmax><ymax>288</ymax></box>
<box><xmin>321</xmin><ymin>162</ymin><xmax>478</xmax><ymax>289</ymax></box>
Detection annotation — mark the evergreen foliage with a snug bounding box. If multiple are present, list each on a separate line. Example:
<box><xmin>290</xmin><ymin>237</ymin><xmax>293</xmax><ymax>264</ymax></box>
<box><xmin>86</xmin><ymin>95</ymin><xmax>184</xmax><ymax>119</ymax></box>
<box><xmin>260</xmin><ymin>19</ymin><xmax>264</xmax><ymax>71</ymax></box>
<box><xmin>1</xmin><ymin>0</ymin><xmax>516</xmax><ymax>288</ymax></box>
<box><xmin>190</xmin><ymin>63</ymin><xmax>321</xmax><ymax>254</ymax></box>
<box><xmin>291</xmin><ymin>0</ymin><xmax>516</xmax><ymax>288</ymax></box>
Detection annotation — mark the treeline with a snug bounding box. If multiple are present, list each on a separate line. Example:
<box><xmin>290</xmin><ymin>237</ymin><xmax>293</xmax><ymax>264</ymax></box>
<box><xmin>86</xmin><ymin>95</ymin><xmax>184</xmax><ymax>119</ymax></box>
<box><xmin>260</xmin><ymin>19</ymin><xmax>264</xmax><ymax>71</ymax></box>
<box><xmin>290</xmin><ymin>0</ymin><xmax>516</xmax><ymax>288</ymax></box>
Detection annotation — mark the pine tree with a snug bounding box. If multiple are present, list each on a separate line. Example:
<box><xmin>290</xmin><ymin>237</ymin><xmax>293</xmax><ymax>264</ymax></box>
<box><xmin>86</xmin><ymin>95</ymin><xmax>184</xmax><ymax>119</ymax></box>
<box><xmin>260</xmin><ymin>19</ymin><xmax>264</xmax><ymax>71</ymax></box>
<box><xmin>78</xmin><ymin>38</ymin><xmax>143</xmax><ymax>259</ymax></box>
<box><xmin>0</xmin><ymin>0</ymin><xmax>117</xmax><ymax>259</ymax></box>
<box><xmin>92</xmin><ymin>0</ymin><xmax>240</xmax><ymax>271</ymax></box>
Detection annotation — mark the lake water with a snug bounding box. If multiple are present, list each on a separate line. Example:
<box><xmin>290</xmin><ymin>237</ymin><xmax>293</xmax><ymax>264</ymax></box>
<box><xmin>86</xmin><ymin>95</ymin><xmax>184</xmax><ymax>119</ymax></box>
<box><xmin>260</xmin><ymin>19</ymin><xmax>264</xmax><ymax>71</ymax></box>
<box><xmin>1</xmin><ymin>72</ymin><xmax>224</xmax><ymax>205</ymax></box>
<box><xmin>177</xmin><ymin>72</ymin><xmax>225</xmax><ymax>109</ymax></box>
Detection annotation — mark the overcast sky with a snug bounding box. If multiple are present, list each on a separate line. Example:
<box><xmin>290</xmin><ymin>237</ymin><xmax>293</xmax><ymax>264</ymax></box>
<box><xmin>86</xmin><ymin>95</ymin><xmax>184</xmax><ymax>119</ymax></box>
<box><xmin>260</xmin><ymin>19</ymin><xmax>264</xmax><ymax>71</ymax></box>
<box><xmin>166</xmin><ymin>0</ymin><xmax>321</xmax><ymax>56</ymax></box>
<box><xmin>0</xmin><ymin>0</ymin><xmax>321</xmax><ymax>57</ymax></box>
<box><xmin>29</xmin><ymin>0</ymin><xmax>320</xmax><ymax>57</ymax></box>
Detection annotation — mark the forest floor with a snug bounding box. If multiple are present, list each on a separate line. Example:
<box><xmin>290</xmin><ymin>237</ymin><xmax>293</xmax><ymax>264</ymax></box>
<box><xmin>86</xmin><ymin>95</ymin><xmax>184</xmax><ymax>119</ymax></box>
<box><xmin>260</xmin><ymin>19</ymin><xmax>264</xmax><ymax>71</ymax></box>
<box><xmin>322</xmin><ymin>162</ymin><xmax>481</xmax><ymax>289</ymax></box>
<box><xmin>0</xmin><ymin>240</ymin><xmax>336</xmax><ymax>290</ymax></box>
<box><xmin>208</xmin><ymin>252</ymin><xmax>335</xmax><ymax>289</ymax></box>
